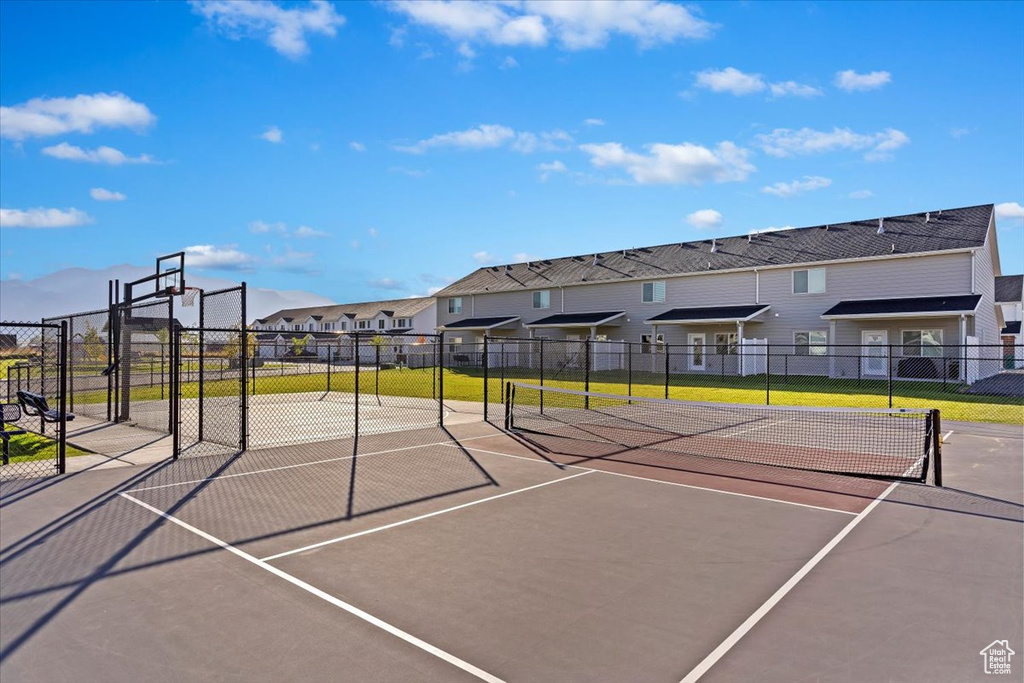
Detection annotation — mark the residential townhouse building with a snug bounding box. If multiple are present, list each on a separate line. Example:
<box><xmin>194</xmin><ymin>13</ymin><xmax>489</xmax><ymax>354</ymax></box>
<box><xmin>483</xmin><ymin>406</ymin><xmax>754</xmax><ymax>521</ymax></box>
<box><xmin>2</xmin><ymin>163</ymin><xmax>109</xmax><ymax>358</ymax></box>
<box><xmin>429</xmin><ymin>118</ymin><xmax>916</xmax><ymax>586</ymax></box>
<box><xmin>996</xmin><ymin>274</ymin><xmax>1023</xmax><ymax>366</ymax></box>
<box><xmin>251</xmin><ymin>297</ymin><xmax>436</xmax><ymax>361</ymax></box>
<box><xmin>435</xmin><ymin>204</ymin><xmax>1009</xmax><ymax>382</ymax></box>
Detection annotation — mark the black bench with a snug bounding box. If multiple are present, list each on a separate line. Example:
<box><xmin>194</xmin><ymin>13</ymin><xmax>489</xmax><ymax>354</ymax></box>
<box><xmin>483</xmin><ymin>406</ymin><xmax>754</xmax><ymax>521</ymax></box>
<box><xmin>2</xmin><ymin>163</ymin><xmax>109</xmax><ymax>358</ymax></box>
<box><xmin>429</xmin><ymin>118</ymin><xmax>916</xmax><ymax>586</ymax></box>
<box><xmin>16</xmin><ymin>391</ymin><xmax>74</xmax><ymax>425</ymax></box>
<box><xmin>452</xmin><ymin>354</ymin><xmax>471</xmax><ymax>366</ymax></box>
<box><xmin>1</xmin><ymin>403</ymin><xmax>27</xmax><ymax>465</ymax></box>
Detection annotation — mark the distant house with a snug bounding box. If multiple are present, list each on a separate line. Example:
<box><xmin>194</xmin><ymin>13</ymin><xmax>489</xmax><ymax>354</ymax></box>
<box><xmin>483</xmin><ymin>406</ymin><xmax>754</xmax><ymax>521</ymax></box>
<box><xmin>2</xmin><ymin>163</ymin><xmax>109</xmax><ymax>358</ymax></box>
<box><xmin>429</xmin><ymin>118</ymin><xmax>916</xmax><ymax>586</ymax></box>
<box><xmin>996</xmin><ymin>274</ymin><xmax>1022</xmax><ymax>366</ymax></box>
<box><xmin>435</xmin><ymin>204</ymin><xmax>1008</xmax><ymax>383</ymax></box>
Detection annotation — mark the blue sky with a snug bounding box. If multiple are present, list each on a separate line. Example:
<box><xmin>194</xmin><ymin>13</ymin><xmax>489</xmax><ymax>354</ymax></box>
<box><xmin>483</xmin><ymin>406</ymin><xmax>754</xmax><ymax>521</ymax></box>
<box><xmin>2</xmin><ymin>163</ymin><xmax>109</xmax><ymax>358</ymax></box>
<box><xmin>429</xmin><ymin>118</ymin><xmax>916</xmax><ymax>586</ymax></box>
<box><xmin>1</xmin><ymin>0</ymin><xmax>1022</xmax><ymax>303</ymax></box>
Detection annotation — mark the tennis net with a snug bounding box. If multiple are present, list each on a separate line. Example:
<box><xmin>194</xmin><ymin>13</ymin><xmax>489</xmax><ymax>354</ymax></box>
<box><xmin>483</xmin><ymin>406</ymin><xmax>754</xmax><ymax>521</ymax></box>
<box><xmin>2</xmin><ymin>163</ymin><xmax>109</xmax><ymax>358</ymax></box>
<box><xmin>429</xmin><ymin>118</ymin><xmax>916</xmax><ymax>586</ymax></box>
<box><xmin>506</xmin><ymin>383</ymin><xmax>939</xmax><ymax>483</ymax></box>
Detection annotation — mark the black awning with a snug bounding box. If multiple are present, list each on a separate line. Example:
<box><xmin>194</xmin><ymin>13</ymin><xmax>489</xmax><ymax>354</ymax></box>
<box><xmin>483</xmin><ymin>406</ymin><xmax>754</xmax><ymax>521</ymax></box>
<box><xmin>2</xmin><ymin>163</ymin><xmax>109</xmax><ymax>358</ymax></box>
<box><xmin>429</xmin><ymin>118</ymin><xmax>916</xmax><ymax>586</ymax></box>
<box><xmin>526</xmin><ymin>311</ymin><xmax>625</xmax><ymax>327</ymax></box>
<box><xmin>440</xmin><ymin>316</ymin><xmax>520</xmax><ymax>330</ymax></box>
<box><xmin>645</xmin><ymin>304</ymin><xmax>769</xmax><ymax>324</ymax></box>
<box><xmin>1002</xmin><ymin>321</ymin><xmax>1022</xmax><ymax>335</ymax></box>
<box><xmin>822</xmin><ymin>294</ymin><xmax>981</xmax><ymax>319</ymax></box>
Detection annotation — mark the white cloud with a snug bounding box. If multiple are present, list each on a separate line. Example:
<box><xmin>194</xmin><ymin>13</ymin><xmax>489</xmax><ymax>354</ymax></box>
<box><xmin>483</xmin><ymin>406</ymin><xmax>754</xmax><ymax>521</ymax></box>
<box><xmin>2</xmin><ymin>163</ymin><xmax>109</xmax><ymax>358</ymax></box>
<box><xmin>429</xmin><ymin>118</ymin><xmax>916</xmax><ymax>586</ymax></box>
<box><xmin>396</xmin><ymin>123</ymin><xmax>571</xmax><ymax>154</ymax></box>
<box><xmin>499</xmin><ymin>55</ymin><xmax>519</xmax><ymax>69</ymax></box>
<box><xmin>755</xmin><ymin>126</ymin><xmax>909</xmax><ymax>162</ymax></box>
<box><xmin>367</xmin><ymin>227</ymin><xmax>379</xmax><ymax>237</ymax></box>
<box><xmin>835</xmin><ymin>69</ymin><xmax>891</xmax><ymax>92</ymax></box>
<box><xmin>686</xmin><ymin>209</ymin><xmax>723</xmax><ymax>230</ymax></box>
<box><xmin>950</xmin><ymin>127</ymin><xmax>971</xmax><ymax>140</ymax></box>
<box><xmin>269</xmin><ymin>246</ymin><xmax>317</xmax><ymax>273</ymax></box>
<box><xmin>473</xmin><ymin>250</ymin><xmax>496</xmax><ymax>264</ymax></box>
<box><xmin>294</xmin><ymin>225</ymin><xmax>330</xmax><ymax>238</ymax></box>
<box><xmin>848</xmin><ymin>189</ymin><xmax>873</xmax><ymax>200</ymax></box>
<box><xmin>579</xmin><ymin>140</ymin><xmax>754</xmax><ymax>185</ymax></box>
<box><xmin>512</xmin><ymin>252</ymin><xmax>540</xmax><ymax>262</ymax></box>
<box><xmin>41</xmin><ymin>142</ymin><xmax>156</xmax><ymax>165</ymax></box>
<box><xmin>995</xmin><ymin>201</ymin><xmax>1024</xmax><ymax>222</ymax></box>
<box><xmin>694</xmin><ymin>67</ymin><xmax>765</xmax><ymax>95</ymax></box>
<box><xmin>350</xmin><ymin>239</ymin><xmax>361</xmax><ymax>250</ymax></box>
<box><xmin>388</xmin><ymin>0</ymin><xmax>714</xmax><ymax>51</ymax></box>
<box><xmin>0</xmin><ymin>207</ymin><xmax>93</xmax><ymax>229</ymax></box>
<box><xmin>761</xmin><ymin>175</ymin><xmax>832</xmax><ymax>198</ymax></box>
<box><xmin>248</xmin><ymin>220</ymin><xmax>287</xmax><ymax>234</ymax></box>
<box><xmin>457</xmin><ymin>41</ymin><xmax>477</xmax><ymax>59</ymax></box>
<box><xmin>260</xmin><ymin>125</ymin><xmax>283</xmax><ymax>143</ymax></box>
<box><xmin>768</xmin><ymin>81</ymin><xmax>822</xmax><ymax>98</ymax></box>
<box><xmin>749</xmin><ymin>225</ymin><xmax>796</xmax><ymax>235</ymax></box>
<box><xmin>0</xmin><ymin>92</ymin><xmax>155</xmax><ymax>141</ymax></box>
<box><xmin>537</xmin><ymin>159</ymin><xmax>567</xmax><ymax>181</ymax></box>
<box><xmin>583</xmin><ymin>118</ymin><xmax>605</xmax><ymax>126</ymax></box>
<box><xmin>349</xmin><ymin>141</ymin><xmax>366</xmax><ymax>152</ymax></box>
<box><xmin>191</xmin><ymin>0</ymin><xmax>345</xmax><ymax>59</ymax></box>
<box><xmin>183</xmin><ymin>244</ymin><xmax>256</xmax><ymax>270</ymax></box>
<box><xmin>90</xmin><ymin>187</ymin><xmax>127</xmax><ymax>201</ymax></box>
<box><xmin>425</xmin><ymin>286</ymin><xmax>445</xmax><ymax>296</ymax></box>
<box><xmin>388</xmin><ymin>166</ymin><xmax>428</xmax><ymax>178</ymax></box>
<box><xmin>368</xmin><ymin>277</ymin><xmax>406</xmax><ymax>290</ymax></box>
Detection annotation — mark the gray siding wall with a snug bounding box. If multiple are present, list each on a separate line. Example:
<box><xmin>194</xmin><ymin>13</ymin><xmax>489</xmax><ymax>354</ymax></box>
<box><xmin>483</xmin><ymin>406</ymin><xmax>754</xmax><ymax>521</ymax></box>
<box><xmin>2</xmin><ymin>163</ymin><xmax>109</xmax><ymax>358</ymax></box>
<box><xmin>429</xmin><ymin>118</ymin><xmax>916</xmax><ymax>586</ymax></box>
<box><xmin>436</xmin><ymin>252</ymin><xmax>975</xmax><ymax>345</ymax></box>
<box><xmin>972</xmin><ymin>220</ymin><xmax>999</xmax><ymax>345</ymax></box>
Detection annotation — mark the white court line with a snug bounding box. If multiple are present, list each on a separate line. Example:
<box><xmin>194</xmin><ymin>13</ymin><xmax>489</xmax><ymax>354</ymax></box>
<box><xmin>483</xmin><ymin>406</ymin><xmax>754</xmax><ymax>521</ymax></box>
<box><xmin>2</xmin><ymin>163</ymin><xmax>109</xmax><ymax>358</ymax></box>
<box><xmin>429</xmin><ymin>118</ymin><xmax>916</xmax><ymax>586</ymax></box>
<box><xmin>720</xmin><ymin>416</ymin><xmax>799</xmax><ymax>439</ymax></box>
<box><xmin>126</xmin><ymin>433</ymin><xmax>499</xmax><ymax>493</ymax></box>
<box><xmin>119</xmin><ymin>492</ymin><xmax>505</xmax><ymax>683</ymax></box>
<box><xmin>678</xmin><ymin>480</ymin><xmax>901</xmax><ymax>683</ymax></box>
<box><xmin>261</xmin><ymin>470</ymin><xmax>594</xmax><ymax>562</ymax></box>
<box><xmin>449</xmin><ymin>444</ymin><xmax>857</xmax><ymax>517</ymax></box>
<box><xmin>942</xmin><ymin>430</ymin><xmax>954</xmax><ymax>443</ymax></box>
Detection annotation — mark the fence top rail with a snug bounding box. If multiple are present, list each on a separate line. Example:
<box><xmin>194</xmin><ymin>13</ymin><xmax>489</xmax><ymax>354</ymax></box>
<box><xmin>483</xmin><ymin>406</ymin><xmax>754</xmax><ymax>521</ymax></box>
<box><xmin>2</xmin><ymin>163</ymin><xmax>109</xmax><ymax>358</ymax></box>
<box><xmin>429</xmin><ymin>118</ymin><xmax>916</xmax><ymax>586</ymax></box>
<box><xmin>42</xmin><ymin>308</ymin><xmax>109</xmax><ymax>322</ymax></box>
<box><xmin>179</xmin><ymin>326</ymin><xmax>248</xmax><ymax>334</ymax></box>
<box><xmin>1</xmin><ymin>320</ymin><xmax>64</xmax><ymax>330</ymax></box>
<box><xmin>200</xmin><ymin>285</ymin><xmax>245</xmax><ymax>298</ymax></box>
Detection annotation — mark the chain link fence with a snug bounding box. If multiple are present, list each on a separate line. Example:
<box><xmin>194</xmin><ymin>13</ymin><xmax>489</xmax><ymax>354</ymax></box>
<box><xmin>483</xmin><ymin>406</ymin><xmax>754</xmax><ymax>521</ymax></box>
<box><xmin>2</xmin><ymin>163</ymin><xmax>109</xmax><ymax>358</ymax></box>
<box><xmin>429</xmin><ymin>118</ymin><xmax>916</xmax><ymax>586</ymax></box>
<box><xmin>43</xmin><ymin>307</ymin><xmax>114</xmax><ymax>422</ymax></box>
<box><xmin>0</xmin><ymin>321</ymin><xmax>68</xmax><ymax>481</ymax></box>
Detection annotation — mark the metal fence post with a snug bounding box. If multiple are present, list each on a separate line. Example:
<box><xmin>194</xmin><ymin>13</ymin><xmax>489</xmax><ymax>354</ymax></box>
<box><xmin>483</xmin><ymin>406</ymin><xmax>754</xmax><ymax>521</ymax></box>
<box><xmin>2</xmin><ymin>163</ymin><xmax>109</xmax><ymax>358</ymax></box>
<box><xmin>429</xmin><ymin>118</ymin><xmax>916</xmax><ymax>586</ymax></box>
<box><xmin>539</xmin><ymin>338</ymin><xmax>545</xmax><ymax>414</ymax></box>
<box><xmin>584</xmin><ymin>339</ymin><xmax>591</xmax><ymax>409</ymax></box>
<box><xmin>483</xmin><ymin>335</ymin><xmax>489</xmax><ymax>421</ymax></box>
<box><xmin>327</xmin><ymin>345</ymin><xmax>332</xmax><ymax>392</ymax></box>
<box><xmin>765</xmin><ymin>342</ymin><xmax>771</xmax><ymax>405</ymax></box>
<box><xmin>628</xmin><ymin>341</ymin><xmax>633</xmax><ymax>398</ymax></box>
<box><xmin>438</xmin><ymin>332</ymin><xmax>445</xmax><ymax>426</ymax></box>
<box><xmin>58</xmin><ymin>321</ymin><xmax>68</xmax><ymax>474</ymax></box>
<box><xmin>931</xmin><ymin>409</ymin><xmax>943</xmax><ymax>487</ymax></box>
<box><xmin>664</xmin><ymin>343</ymin><xmax>670</xmax><ymax>400</ymax></box>
<box><xmin>171</xmin><ymin>326</ymin><xmax>180</xmax><ymax>458</ymax></box>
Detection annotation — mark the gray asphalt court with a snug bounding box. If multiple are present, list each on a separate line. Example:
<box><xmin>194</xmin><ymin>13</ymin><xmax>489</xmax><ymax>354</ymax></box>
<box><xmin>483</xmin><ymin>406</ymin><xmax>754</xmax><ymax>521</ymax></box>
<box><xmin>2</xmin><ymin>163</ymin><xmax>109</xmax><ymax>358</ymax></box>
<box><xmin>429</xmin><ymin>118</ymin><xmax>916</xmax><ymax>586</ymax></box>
<box><xmin>1</xmin><ymin>417</ymin><xmax>1021</xmax><ymax>682</ymax></box>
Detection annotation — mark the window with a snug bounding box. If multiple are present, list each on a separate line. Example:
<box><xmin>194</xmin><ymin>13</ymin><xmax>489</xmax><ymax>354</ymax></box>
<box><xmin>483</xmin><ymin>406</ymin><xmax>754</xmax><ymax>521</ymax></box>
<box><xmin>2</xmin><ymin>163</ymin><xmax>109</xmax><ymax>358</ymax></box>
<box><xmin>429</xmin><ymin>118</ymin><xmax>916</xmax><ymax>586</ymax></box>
<box><xmin>448</xmin><ymin>297</ymin><xmax>463</xmax><ymax>314</ymax></box>
<box><xmin>714</xmin><ymin>332</ymin><xmax>738</xmax><ymax>355</ymax></box>
<box><xmin>448</xmin><ymin>336</ymin><xmax>462</xmax><ymax>353</ymax></box>
<box><xmin>378</xmin><ymin>319</ymin><xmax>385</xmax><ymax>330</ymax></box>
<box><xmin>357</xmin><ymin>320</ymin><xmax>369</xmax><ymax>330</ymax></box>
<box><xmin>293</xmin><ymin>324</ymin><xmax>301</xmax><ymax>331</ymax></box>
<box><xmin>902</xmin><ymin>330</ymin><xmax>943</xmax><ymax>357</ymax></box>
<box><xmin>323</xmin><ymin>322</ymin><xmax>333</xmax><ymax>331</ymax></box>
<box><xmin>393</xmin><ymin>318</ymin><xmax>410</xmax><ymax>328</ymax></box>
<box><xmin>340</xmin><ymin>321</ymin><xmax>347</xmax><ymax>331</ymax></box>
<box><xmin>532</xmin><ymin>290</ymin><xmax>551</xmax><ymax>309</ymax></box>
<box><xmin>308</xmin><ymin>323</ymin><xmax>314</xmax><ymax>331</ymax></box>
<box><xmin>794</xmin><ymin>331</ymin><xmax>828</xmax><ymax>356</ymax></box>
<box><xmin>642</xmin><ymin>281</ymin><xmax>666</xmax><ymax>303</ymax></box>
<box><xmin>594</xmin><ymin>334</ymin><xmax>608</xmax><ymax>342</ymax></box>
<box><xmin>793</xmin><ymin>268</ymin><xmax>826</xmax><ymax>294</ymax></box>
<box><xmin>641</xmin><ymin>333</ymin><xmax>665</xmax><ymax>353</ymax></box>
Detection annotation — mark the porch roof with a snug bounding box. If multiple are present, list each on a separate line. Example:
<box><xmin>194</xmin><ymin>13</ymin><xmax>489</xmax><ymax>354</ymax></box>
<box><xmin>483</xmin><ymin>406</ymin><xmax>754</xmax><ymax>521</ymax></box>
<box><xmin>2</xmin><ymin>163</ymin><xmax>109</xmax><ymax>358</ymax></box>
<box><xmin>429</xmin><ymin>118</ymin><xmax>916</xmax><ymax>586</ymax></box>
<box><xmin>1002</xmin><ymin>321</ymin><xmax>1022</xmax><ymax>335</ymax></box>
<box><xmin>439</xmin><ymin>315</ymin><xmax>520</xmax><ymax>331</ymax></box>
<box><xmin>821</xmin><ymin>294</ymin><xmax>981</xmax><ymax>320</ymax></box>
<box><xmin>645</xmin><ymin>304</ymin><xmax>770</xmax><ymax>325</ymax></box>
<box><xmin>525</xmin><ymin>311</ymin><xmax>626</xmax><ymax>328</ymax></box>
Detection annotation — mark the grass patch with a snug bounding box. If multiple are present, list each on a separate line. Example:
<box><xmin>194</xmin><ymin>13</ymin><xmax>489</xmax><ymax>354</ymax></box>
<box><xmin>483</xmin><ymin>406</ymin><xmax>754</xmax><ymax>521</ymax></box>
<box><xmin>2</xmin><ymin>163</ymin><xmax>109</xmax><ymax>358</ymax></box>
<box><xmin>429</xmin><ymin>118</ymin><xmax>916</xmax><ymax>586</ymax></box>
<box><xmin>3</xmin><ymin>430</ymin><xmax>91</xmax><ymax>463</ymax></box>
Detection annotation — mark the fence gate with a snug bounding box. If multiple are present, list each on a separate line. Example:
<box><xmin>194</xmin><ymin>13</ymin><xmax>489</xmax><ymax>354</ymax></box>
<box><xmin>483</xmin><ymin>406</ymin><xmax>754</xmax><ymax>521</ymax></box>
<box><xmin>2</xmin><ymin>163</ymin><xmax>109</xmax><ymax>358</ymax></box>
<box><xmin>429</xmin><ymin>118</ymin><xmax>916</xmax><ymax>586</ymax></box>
<box><xmin>116</xmin><ymin>298</ymin><xmax>173</xmax><ymax>434</ymax></box>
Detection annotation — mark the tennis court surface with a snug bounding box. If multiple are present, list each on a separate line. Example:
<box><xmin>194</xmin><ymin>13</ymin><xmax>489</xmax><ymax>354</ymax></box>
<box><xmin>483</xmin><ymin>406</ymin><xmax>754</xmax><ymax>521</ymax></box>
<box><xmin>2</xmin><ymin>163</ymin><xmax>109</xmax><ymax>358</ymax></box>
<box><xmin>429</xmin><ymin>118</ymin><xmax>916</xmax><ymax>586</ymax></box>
<box><xmin>1</xmin><ymin>392</ymin><xmax>1021</xmax><ymax>682</ymax></box>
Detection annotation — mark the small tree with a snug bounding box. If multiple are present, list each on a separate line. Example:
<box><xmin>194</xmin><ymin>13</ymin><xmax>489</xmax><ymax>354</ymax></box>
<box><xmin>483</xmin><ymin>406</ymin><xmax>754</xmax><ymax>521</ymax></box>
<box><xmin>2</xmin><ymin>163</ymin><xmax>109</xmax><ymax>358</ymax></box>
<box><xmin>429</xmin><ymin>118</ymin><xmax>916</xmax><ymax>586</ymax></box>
<box><xmin>82</xmin><ymin>325</ymin><xmax>107</xmax><ymax>363</ymax></box>
<box><xmin>291</xmin><ymin>335</ymin><xmax>310</xmax><ymax>356</ymax></box>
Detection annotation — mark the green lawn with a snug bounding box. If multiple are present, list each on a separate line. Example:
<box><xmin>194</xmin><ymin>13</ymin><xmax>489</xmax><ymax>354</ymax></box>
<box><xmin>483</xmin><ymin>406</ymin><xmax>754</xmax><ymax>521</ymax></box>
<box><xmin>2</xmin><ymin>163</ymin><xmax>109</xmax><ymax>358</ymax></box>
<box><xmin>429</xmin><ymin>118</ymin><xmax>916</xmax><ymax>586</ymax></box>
<box><xmin>3</xmin><ymin>430</ymin><xmax>91</xmax><ymax>463</ymax></box>
<box><xmin>64</xmin><ymin>365</ymin><xmax>1022</xmax><ymax>425</ymax></box>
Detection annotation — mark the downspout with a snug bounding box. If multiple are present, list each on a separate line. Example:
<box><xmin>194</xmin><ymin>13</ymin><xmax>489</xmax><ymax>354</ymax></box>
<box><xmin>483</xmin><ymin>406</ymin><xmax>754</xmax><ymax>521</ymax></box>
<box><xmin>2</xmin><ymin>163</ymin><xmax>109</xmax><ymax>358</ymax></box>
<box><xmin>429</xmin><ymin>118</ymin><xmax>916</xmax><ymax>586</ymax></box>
<box><xmin>559</xmin><ymin>286</ymin><xmax>565</xmax><ymax>313</ymax></box>
<box><xmin>970</xmin><ymin>250</ymin><xmax>976</xmax><ymax>295</ymax></box>
<box><xmin>754</xmin><ymin>269</ymin><xmax>760</xmax><ymax>305</ymax></box>
<box><xmin>471</xmin><ymin>294</ymin><xmax>476</xmax><ymax>316</ymax></box>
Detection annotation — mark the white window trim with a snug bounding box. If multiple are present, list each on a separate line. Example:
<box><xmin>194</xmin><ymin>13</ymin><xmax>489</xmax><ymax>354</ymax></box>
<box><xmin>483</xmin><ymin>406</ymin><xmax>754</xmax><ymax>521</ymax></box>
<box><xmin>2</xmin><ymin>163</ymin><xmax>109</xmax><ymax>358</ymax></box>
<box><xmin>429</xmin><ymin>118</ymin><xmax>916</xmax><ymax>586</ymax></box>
<box><xmin>640</xmin><ymin>333</ymin><xmax>665</xmax><ymax>353</ymax></box>
<box><xmin>641</xmin><ymin>280</ymin><xmax>666</xmax><ymax>304</ymax></box>
<box><xmin>714</xmin><ymin>332</ymin><xmax>739</xmax><ymax>355</ymax></box>
<box><xmin>793</xmin><ymin>330</ymin><xmax>829</xmax><ymax>356</ymax></box>
<box><xmin>532</xmin><ymin>290</ymin><xmax>551</xmax><ymax>309</ymax></box>
<box><xmin>900</xmin><ymin>328</ymin><xmax>944</xmax><ymax>357</ymax></box>
<box><xmin>792</xmin><ymin>267</ymin><xmax>827</xmax><ymax>295</ymax></box>
<box><xmin>688</xmin><ymin>332</ymin><xmax>707</xmax><ymax>370</ymax></box>
<box><xmin>448</xmin><ymin>297</ymin><xmax>463</xmax><ymax>315</ymax></box>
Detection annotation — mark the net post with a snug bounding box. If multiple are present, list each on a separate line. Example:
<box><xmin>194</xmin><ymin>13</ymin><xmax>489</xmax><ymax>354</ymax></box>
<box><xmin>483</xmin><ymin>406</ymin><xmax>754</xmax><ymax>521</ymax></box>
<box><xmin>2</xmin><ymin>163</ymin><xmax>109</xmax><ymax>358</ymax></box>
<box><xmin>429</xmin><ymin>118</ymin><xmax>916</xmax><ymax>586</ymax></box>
<box><xmin>438</xmin><ymin>331</ymin><xmax>445</xmax><ymax>427</ymax></box>
<box><xmin>504</xmin><ymin>381</ymin><xmax>512</xmax><ymax>430</ymax></box>
<box><xmin>584</xmin><ymin>339</ymin><xmax>591</xmax><ymax>409</ymax></box>
<box><xmin>887</xmin><ymin>344</ymin><xmax>893</xmax><ymax>409</ymax></box>
<box><xmin>664</xmin><ymin>343</ymin><xmax>670</xmax><ymax>400</ymax></box>
<box><xmin>58</xmin><ymin>320</ymin><xmax>68</xmax><ymax>475</ymax></box>
<box><xmin>931</xmin><ymin>409</ymin><xmax>942</xmax><ymax>486</ymax></box>
<box><xmin>483</xmin><ymin>335</ymin><xmax>489</xmax><ymax>421</ymax></box>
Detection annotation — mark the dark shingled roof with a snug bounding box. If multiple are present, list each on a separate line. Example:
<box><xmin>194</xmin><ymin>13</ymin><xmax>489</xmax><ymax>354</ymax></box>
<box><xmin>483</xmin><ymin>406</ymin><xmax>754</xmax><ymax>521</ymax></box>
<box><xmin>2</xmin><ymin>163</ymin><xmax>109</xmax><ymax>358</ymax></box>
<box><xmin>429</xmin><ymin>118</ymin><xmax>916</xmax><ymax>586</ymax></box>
<box><xmin>1002</xmin><ymin>321</ymin><xmax>1022</xmax><ymax>335</ymax></box>
<box><xmin>259</xmin><ymin>297</ymin><xmax>434</xmax><ymax>326</ymax></box>
<box><xmin>527</xmin><ymin>311</ymin><xmax>625</xmax><ymax>327</ymax></box>
<box><xmin>435</xmin><ymin>204</ymin><xmax>993</xmax><ymax>297</ymax></box>
<box><xmin>995</xmin><ymin>275</ymin><xmax>1023</xmax><ymax>303</ymax></box>
<box><xmin>646</xmin><ymin>305</ymin><xmax>770</xmax><ymax>323</ymax></box>
<box><xmin>821</xmin><ymin>295</ymin><xmax>981</xmax><ymax>318</ymax></box>
<box><xmin>440</xmin><ymin>316</ymin><xmax>520</xmax><ymax>330</ymax></box>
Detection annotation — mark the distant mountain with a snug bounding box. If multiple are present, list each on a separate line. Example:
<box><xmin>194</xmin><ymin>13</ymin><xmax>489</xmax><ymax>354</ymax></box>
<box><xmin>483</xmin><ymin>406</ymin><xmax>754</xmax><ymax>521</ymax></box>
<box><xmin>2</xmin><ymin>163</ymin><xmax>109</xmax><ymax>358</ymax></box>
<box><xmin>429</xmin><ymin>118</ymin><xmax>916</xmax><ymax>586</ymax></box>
<box><xmin>0</xmin><ymin>264</ymin><xmax>336</xmax><ymax>325</ymax></box>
